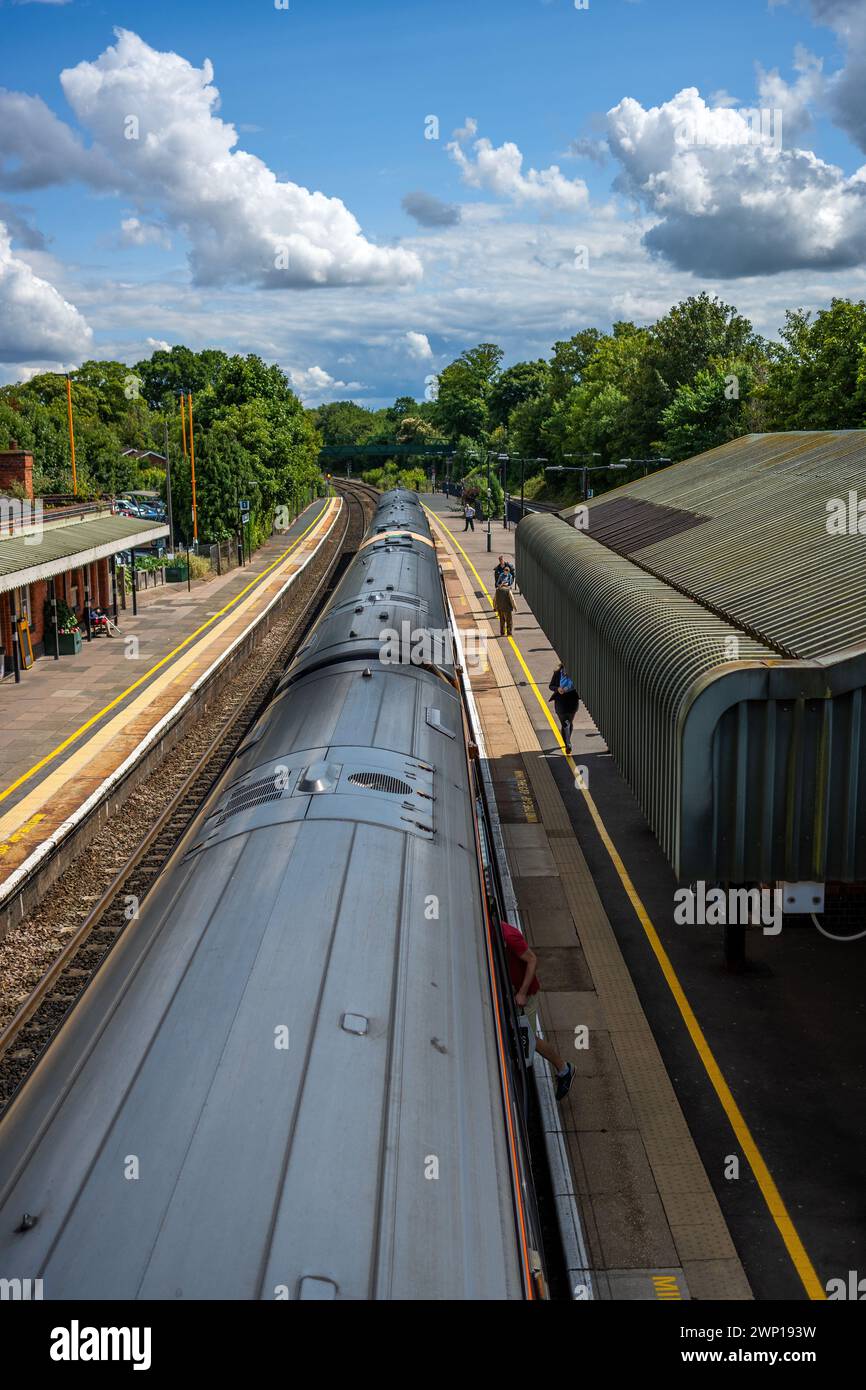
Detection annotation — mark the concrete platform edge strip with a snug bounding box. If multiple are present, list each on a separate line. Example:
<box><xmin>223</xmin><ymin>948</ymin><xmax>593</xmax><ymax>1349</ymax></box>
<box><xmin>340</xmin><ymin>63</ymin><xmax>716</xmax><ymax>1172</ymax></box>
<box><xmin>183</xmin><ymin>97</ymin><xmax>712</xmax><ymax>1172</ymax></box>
<box><xmin>443</xmin><ymin>579</ymin><xmax>596</xmax><ymax>1299</ymax></box>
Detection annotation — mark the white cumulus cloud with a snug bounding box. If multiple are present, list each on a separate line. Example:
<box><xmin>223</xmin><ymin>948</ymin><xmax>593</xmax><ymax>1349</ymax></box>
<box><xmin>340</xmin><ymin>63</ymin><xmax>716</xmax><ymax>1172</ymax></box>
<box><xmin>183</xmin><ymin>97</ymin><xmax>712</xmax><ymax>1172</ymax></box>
<box><xmin>288</xmin><ymin>365</ymin><xmax>364</xmax><ymax>403</ymax></box>
<box><xmin>606</xmin><ymin>87</ymin><xmax>866</xmax><ymax>276</ymax></box>
<box><xmin>404</xmin><ymin>331</ymin><xmax>432</xmax><ymax>360</ymax></box>
<box><xmin>813</xmin><ymin>0</ymin><xmax>866</xmax><ymax>152</ymax></box>
<box><xmin>0</xmin><ymin>223</ymin><xmax>93</xmax><ymax>363</ymax></box>
<box><xmin>120</xmin><ymin>216</ymin><xmax>171</xmax><ymax>249</ymax></box>
<box><xmin>52</xmin><ymin>29</ymin><xmax>421</xmax><ymax>290</ymax></box>
<box><xmin>0</xmin><ymin>88</ymin><xmax>113</xmax><ymax>191</ymax></box>
<box><xmin>447</xmin><ymin>128</ymin><xmax>589</xmax><ymax>213</ymax></box>
<box><xmin>756</xmin><ymin>45</ymin><xmax>824</xmax><ymax>143</ymax></box>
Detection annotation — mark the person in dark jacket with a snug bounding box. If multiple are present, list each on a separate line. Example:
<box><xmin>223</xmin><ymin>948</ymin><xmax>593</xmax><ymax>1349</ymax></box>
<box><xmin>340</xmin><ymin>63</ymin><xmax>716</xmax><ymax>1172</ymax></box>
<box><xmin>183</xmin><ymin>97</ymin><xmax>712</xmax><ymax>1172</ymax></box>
<box><xmin>549</xmin><ymin>664</ymin><xmax>579</xmax><ymax>754</ymax></box>
<box><xmin>494</xmin><ymin>580</ymin><xmax>516</xmax><ymax>637</ymax></box>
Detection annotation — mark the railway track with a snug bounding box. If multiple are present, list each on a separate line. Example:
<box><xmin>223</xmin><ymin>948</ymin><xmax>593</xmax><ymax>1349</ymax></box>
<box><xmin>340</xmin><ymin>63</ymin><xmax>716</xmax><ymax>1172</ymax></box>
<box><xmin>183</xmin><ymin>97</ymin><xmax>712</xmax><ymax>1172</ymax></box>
<box><xmin>0</xmin><ymin>481</ymin><xmax>377</xmax><ymax>1115</ymax></box>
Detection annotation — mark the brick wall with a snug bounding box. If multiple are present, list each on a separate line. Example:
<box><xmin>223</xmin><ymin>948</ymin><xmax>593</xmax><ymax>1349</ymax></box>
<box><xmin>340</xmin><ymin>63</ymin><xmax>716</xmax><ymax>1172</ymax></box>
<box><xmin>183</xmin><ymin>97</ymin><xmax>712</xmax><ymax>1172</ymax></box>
<box><xmin>0</xmin><ymin>449</ymin><xmax>34</xmax><ymax>500</ymax></box>
<box><xmin>97</xmin><ymin>557</ymin><xmax>111</xmax><ymax>608</ymax></box>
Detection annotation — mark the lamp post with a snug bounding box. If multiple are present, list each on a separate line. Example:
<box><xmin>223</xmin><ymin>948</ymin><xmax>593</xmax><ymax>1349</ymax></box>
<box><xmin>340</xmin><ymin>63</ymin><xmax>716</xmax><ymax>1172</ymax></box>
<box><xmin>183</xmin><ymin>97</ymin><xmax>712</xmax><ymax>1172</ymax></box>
<box><xmin>163</xmin><ymin>417</ymin><xmax>175</xmax><ymax>554</ymax></box>
<box><xmin>563</xmin><ymin>452</ymin><xmax>602</xmax><ymax>501</ymax></box>
<box><xmin>495</xmin><ymin>454</ymin><xmax>510</xmax><ymax>528</ymax></box>
<box><xmin>485</xmin><ymin>448</ymin><xmax>493</xmax><ymax>552</ymax></box>
<box><xmin>547</xmin><ymin>458</ymin><xmax>627</xmax><ymax>503</ymax></box>
<box><xmin>619</xmin><ymin>456</ymin><xmax>672</xmax><ymax>478</ymax></box>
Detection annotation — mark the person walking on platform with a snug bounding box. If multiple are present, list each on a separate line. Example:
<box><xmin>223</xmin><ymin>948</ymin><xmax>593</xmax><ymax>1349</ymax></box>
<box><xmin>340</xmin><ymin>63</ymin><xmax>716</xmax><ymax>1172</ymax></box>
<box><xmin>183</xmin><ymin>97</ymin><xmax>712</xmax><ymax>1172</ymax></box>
<box><xmin>463</xmin><ymin>501</ymin><xmax>476</xmax><ymax>532</ymax></box>
<box><xmin>494</xmin><ymin>578</ymin><xmax>516</xmax><ymax>637</ymax></box>
<box><xmin>501</xmin><ymin>920</ymin><xmax>575</xmax><ymax>1102</ymax></box>
<box><xmin>549</xmin><ymin>663</ymin><xmax>579</xmax><ymax>754</ymax></box>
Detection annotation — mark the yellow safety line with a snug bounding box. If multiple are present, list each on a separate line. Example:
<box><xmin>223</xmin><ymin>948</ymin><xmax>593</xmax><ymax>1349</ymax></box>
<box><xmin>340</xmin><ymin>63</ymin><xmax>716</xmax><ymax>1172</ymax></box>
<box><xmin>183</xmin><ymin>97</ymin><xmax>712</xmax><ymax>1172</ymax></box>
<box><xmin>0</xmin><ymin>504</ymin><xmax>334</xmax><ymax>807</ymax></box>
<box><xmin>426</xmin><ymin>504</ymin><xmax>826</xmax><ymax>1302</ymax></box>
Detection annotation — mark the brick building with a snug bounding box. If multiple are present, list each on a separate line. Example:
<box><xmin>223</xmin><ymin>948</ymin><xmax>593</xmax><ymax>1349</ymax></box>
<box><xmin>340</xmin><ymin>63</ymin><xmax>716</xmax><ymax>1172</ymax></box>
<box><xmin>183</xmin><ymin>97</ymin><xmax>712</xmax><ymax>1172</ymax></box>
<box><xmin>0</xmin><ymin>446</ymin><xmax>168</xmax><ymax>679</ymax></box>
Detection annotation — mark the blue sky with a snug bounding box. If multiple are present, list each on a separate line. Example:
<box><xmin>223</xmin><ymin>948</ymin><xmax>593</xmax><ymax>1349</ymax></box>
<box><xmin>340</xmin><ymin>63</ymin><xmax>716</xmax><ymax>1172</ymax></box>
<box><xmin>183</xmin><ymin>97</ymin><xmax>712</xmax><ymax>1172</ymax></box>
<box><xmin>1</xmin><ymin>0</ymin><xmax>865</xmax><ymax>402</ymax></box>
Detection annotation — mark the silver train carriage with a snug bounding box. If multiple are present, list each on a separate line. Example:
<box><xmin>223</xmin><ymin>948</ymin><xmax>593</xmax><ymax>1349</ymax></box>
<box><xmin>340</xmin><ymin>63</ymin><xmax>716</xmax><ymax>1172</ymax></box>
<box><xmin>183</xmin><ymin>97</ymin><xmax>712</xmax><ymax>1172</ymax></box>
<box><xmin>0</xmin><ymin>489</ymin><xmax>545</xmax><ymax>1300</ymax></box>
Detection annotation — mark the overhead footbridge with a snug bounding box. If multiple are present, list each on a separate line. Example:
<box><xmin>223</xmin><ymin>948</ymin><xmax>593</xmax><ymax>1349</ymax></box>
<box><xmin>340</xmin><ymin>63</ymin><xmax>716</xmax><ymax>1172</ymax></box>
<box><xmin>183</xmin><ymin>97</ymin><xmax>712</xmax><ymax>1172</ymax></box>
<box><xmin>516</xmin><ymin>432</ymin><xmax>866</xmax><ymax>886</ymax></box>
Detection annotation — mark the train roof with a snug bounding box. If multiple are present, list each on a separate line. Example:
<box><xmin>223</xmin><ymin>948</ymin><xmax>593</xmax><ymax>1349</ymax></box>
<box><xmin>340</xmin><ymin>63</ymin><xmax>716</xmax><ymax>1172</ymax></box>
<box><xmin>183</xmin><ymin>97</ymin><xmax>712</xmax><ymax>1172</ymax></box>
<box><xmin>0</xmin><ymin>662</ymin><xmax>524</xmax><ymax>1300</ymax></box>
<box><xmin>285</xmin><ymin>488</ymin><xmax>454</xmax><ymax>685</ymax></box>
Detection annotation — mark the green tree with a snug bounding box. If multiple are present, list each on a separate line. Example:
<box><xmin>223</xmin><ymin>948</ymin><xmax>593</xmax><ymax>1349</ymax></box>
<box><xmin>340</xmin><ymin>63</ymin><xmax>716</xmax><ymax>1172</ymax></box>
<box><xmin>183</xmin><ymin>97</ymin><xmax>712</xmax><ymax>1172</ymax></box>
<box><xmin>549</xmin><ymin>329</ymin><xmax>605</xmax><ymax>402</ymax></box>
<box><xmin>649</xmin><ymin>292</ymin><xmax>761</xmax><ymax>393</ymax></box>
<box><xmin>387</xmin><ymin>395</ymin><xmax>419</xmax><ymax>422</ymax></box>
<box><xmin>546</xmin><ymin>326</ymin><xmax>655</xmax><ymax>476</ymax></box>
<box><xmin>133</xmin><ymin>346</ymin><xmax>229</xmax><ymax>412</ymax></box>
<box><xmin>763</xmin><ymin>299</ymin><xmax>866</xmax><ymax>430</ymax></box>
<box><xmin>434</xmin><ymin>342</ymin><xmax>504</xmax><ymax>442</ymax></box>
<box><xmin>489</xmin><ymin>359</ymin><xmax>550</xmax><ymax>429</ymax></box>
<box><xmin>659</xmin><ymin>359</ymin><xmax>756</xmax><ymax>460</ymax></box>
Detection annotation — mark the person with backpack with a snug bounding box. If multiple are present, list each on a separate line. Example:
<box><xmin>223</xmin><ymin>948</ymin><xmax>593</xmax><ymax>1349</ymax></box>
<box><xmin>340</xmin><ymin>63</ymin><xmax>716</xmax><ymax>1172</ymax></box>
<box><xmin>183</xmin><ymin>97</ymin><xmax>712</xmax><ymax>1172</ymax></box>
<box><xmin>494</xmin><ymin>577</ymin><xmax>516</xmax><ymax>637</ymax></box>
<box><xmin>549</xmin><ymin>663</ymin><xmax>579</xmax><ymax>754</ymax></box>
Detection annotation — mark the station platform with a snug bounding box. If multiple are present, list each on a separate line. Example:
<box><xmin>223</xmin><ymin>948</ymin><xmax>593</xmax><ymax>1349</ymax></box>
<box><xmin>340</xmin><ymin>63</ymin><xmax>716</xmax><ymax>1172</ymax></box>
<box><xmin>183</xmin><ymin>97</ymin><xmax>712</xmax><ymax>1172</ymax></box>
<box><xmin>427</xmin><ymin>495</ymin><xmax>754</xmax><ymax>1302</ymax></box>
<box><xmin>0</xmin><ymin>498</ymin><xmax>339</xmax><ymax>910</ymax></box>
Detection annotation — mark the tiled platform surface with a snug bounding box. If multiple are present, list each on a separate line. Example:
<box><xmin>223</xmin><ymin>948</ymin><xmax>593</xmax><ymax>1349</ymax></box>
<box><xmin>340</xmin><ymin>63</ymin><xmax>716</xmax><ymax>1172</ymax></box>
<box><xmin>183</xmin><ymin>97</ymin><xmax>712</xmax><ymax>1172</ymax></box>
<box><xmin>0</xmin><ymin>499</ymin><xmax>338</xmax><ymax>892</ymax></box>
<box><xmin>428</xmin><ymin>495</ymin><xmax>752</xmax><ymax>1302</ymax></box>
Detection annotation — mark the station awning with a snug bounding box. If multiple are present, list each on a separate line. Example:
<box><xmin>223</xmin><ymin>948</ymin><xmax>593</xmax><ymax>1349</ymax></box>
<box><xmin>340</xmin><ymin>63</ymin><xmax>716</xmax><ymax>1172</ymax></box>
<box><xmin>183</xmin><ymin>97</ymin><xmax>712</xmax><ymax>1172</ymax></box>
<box><xmin>0</xmin><ymin>515</ymin><xmax>169</xmax><ymax>596</ymax></box>
<box><xmin>517</xmin><ymin>431</ymin><xmax>866</xmax><ymax>884</ymax></box>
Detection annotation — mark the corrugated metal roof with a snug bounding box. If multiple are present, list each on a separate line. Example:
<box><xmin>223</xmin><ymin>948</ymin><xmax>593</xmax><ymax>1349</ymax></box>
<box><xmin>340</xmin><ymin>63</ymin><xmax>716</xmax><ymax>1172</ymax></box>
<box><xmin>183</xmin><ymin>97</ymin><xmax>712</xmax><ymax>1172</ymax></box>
<box><xmin>580</xmin><ymin>495</ymin><xmax>709</xmax><ymax>554</ymax></box>
<box><xmin>517</xmin><ymin>511</ymin><xmax>866</xmax><ymax>883</ymax></box>
<box><xmin>0</xmin><ymin>514</ymin><xmax>168</xmax><ymax>595</ymax></box>
<box><xmin>524</xmin><ymin>433</ymin><xmax>866</xmax><ymax>883</ymax></box>
<box><xmin>562</xmin><ymin>432</ymin><xmax>866</xmax><ymax>660</ymax></box>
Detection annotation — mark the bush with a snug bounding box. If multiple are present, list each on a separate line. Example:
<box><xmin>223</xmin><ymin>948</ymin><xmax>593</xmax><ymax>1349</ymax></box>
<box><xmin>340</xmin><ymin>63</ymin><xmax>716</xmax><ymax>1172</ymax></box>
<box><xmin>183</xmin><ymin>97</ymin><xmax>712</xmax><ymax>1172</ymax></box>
<box><xmin>187</xmin><ymin>551</ymin><xmax>212</xmax><ymax>580</ymax></box>
<box><xmin>136</xmin><ymin>466</ymin><xmax>166</xmax><ymax>492</ymax></box>
<box><xmin>360</xmin><ymin>464</ymin><xmax>429</xmax><ymax>493</ymax></box>
<box><xmin>462</xmin><ymin>466</ymin><xmax>504</xmax><ymax>518</ymax></box>
<box><xmin>397</xmin><ymin>466</ymin><xmax>427</xmax><ymax>492</ymax></box>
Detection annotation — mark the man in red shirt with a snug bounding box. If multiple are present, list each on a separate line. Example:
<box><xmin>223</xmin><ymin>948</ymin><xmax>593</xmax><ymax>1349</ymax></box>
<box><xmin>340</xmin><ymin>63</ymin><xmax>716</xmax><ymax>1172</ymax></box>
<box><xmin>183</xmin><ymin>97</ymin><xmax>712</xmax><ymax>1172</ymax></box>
<box><xmin>501</xmin><ymin>921</ymin><xmax>575</xmax><ymax>1101</ymax></box>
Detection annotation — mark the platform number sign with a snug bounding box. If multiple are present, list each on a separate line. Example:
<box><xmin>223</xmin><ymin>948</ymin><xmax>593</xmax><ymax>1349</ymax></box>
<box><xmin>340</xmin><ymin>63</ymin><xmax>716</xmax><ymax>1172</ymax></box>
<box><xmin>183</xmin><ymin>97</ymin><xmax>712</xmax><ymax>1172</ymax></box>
<box><xmin>240</xmin><ymin>498</ymin><xmax>251</xmax><ymax>526</ymax></box>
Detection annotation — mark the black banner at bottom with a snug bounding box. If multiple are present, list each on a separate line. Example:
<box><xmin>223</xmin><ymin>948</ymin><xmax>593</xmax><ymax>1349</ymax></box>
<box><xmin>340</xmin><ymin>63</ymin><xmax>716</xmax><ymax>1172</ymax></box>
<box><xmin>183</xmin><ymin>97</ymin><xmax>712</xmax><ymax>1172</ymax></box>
<box><xmin>5</xmin><ymin>1296</ymin><xmax>862</xmax><ymax>1375</ymax></box>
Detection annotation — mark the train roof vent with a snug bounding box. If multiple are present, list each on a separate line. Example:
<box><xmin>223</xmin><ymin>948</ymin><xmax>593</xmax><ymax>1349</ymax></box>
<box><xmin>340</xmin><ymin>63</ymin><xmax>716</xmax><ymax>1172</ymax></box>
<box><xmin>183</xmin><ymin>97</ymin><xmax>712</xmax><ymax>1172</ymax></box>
<box><xmin>426</xmin><ymin>708</ymin><xmax>457</xmax><ymax>740</ymax></box>
<box><xmin>347</xmin><ymin>770</ymin><xmax>414</xmax><ymax>797</ymax></box>
<box><xmin>218</xmin><ymin>774</ymin><xmax>284</xmax><ymax>824</ymax></box>
<box><xmin>299</xmin><ymin>761</ymin><xmax>341</xmax><ymax>794</ymax></box>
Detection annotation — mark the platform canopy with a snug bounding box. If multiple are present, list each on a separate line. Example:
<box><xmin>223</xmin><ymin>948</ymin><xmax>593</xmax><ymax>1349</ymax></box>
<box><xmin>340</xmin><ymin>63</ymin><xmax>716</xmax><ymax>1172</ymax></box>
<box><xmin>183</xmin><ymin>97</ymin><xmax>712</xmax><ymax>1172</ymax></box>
<box><xmin>0</xmin><ymin>513</ymin><xmax>169</xmax><ymax>596</ymax></box>
<box><xmin>516</xmin><ymin>432</ymin><xmax>866</xmax><ymax>885</ymax></box>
